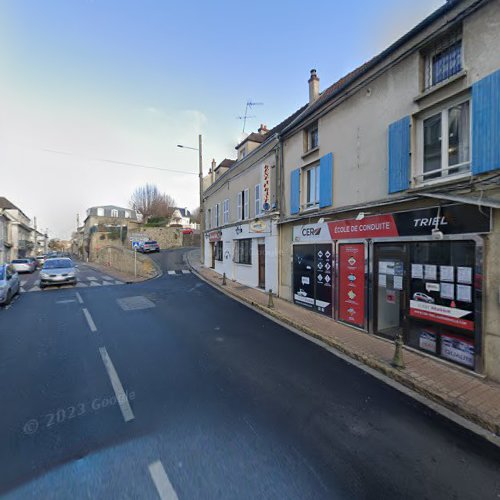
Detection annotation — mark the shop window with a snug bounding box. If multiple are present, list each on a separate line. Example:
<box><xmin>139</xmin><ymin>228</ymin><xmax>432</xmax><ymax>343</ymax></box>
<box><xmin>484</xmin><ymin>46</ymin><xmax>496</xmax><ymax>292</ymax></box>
<box><xmin>303</xmin><ymin>164</ymin><xmax>320</xmax><ymax>208</ymax></box>
<box><xmin>214</xmin><ymin>241</ymin><xmax>223</xmax><ymax>261</ymax></box>
<box><xmin>419</xmin><ymin>100</ymin><xmax>470</xmax><ymax>183</ymax></box>
<box><xmin>234</xmin><ymin>239</ymin><xmax>252</xmax><ymax>265</ymax></box>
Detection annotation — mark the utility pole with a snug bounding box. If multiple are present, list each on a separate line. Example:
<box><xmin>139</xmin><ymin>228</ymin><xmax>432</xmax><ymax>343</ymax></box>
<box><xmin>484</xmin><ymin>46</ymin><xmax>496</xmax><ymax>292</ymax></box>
<box><xmin>198</xmin><ymin>134</ymin><xmax>204</xmax><ymax>265</ymax></box>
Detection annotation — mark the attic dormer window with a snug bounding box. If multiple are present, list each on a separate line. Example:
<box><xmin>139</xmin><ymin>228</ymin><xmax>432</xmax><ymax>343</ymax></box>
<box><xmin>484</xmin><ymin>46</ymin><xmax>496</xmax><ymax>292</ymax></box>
<box><xmin>423</xmin><ymin>27</ymin><xmax>462</xmax><ymax>90</ymax></box>
<box><xmin>240</xmin><ymin>146</ymin><xmax>247</xmax><ymax>159</ymax></box>
<box><xmin>111</xmin><ymin>209</ymin><xmax>119</xmax><ymax>217</ymax></box>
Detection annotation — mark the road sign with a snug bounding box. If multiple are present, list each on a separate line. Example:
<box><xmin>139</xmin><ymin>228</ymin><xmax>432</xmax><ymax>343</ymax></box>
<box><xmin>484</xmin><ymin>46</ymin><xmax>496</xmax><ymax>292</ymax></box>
<box><xmin>132</xmin><ymin>241</ymin><xmax>141</xmax><ymax>250</ymax></box>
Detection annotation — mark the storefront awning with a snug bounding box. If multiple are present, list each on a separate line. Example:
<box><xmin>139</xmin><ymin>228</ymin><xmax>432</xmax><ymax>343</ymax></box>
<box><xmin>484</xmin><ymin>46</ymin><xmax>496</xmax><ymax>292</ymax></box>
<box><xmin>417</xmin><ymin>192</ymin><xmax>500</xmax><ymax>209</ymax></box>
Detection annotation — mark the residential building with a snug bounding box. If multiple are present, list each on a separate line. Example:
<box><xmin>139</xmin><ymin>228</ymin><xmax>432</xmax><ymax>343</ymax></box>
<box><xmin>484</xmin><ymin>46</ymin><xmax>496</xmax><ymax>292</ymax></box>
<box><xmin>278</xmin><ymin>0</ymin><xmax>500</xmax><ymax>380</ymax></box>
<box><xmin>0</xmin><ymin>197</ymin><xmax>34</xmax><ymax>260</ymax></box>
<box><xmin>0</xmin><ymin>211</ymin><xmax>11</xmax><ymax>264</ymax></box>
<box><xmin>166</xmin><ymin>207</ymin><xmax>195</xmax><ymax>228</ymax></box>
<box><xmin>202</xmin><ymin>116</ymin><xmax>303</xmax><ymax>291</ymax></box>
<box><xmin>82</xmin><ymin>205</ymin><xmax>141</xmax><ymax>260</ymax></box>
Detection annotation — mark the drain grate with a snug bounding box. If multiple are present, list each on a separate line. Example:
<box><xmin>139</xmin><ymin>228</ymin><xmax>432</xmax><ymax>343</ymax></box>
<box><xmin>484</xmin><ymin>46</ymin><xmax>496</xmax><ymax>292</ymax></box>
<box><xmin>116</xmin><ymin>296</ymin><xmax>156</xmax><ymax>311</ymax></box>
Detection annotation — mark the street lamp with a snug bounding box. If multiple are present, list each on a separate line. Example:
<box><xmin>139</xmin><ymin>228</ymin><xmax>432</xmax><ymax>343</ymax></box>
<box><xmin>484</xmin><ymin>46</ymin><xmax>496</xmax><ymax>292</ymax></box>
<box><xmin>177</xmin><ymin>134</ymin><xmax>204</xmax><ymax>265</ymax></box>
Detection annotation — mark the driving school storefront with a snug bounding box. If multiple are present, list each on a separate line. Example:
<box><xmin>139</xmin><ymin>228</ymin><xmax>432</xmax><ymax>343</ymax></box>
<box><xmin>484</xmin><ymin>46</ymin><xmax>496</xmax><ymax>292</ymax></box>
<box><xmin>291</xmin><ymin>203</ymin><xmax>491</xmax><ymax>373</ymax></box>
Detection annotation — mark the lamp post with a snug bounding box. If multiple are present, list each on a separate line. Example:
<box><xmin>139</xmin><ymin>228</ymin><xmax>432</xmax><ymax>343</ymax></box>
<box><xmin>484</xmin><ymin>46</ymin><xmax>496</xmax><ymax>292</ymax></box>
<box><xmin>177</xmin><ymin>134</ymin><xmax>204</xmax><ymax>264</ymax></box>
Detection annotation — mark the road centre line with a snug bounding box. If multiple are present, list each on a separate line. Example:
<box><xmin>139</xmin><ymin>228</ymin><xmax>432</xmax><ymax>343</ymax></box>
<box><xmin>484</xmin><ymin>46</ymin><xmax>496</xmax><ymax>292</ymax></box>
<box><xmin>76</xmin><ymin>292</ymin><xmax>84</xmax><ymax>304</ymax></box>
<box><xmin>82</xmin><ymin>308</ymin><xmax>97</xmax><ymax>332</ymax></box>
<box><xmin>98</xmin><ymin>347</ymin><xmax>135</xmax><ymax>422</ymax></box>
<box><xmin>148</xmin><ymin>461</ymin><xmax>179</xmax><ymax>500</ymax></box>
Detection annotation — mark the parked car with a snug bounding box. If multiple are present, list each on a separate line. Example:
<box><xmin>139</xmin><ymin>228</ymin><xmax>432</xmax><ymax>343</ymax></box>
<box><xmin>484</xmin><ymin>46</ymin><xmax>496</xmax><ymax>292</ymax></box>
<box><xmin>139</xmin><ymin>240</ymin><xmax>160</xmax><ymax>253</ymax></box>
<box><xmin>40</xmin><ymin>258</ymin><xmax>78</xmax><ymax>288</ymax></box>
<box><xmin>11</xmin><ymin>258</ymin><xmax>36</xmax><ymax>273</ymax></box>
<box><xmin>182</xmin><ymin>228</ymin><xmax>193</xmax><ymax>235</ymax></box>
<box><xmin>35</xmin><ymin>255</ymin><xmax>47</xmax><ymax>267</ymax></box>
<box><xmin>0</xmin><ymin>264</ymin><xmax>20</xmax><ymax>305</ymax></box>
<box><xmin>27</xmin><ymin>257</ymin><xmax>38</xmax><ymax>269</ymax></box>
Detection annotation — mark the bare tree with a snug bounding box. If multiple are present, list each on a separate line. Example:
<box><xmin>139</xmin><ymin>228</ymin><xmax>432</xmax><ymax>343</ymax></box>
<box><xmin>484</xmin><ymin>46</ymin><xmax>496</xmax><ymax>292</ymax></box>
<box><xmin>190</xmin><ymin>206</ymin><xmax>200</xmax><ymax>223</ymax></box>
<box><xmin>130</xmin><ymin>184</ymin><xmax>176</xmax><ymax>221</ymax></box>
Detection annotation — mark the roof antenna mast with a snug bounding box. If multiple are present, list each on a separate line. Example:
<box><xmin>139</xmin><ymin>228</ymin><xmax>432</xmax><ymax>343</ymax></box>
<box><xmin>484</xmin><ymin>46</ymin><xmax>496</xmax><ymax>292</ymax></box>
<box><xmin>236</xmin><ymin>100</ymin><xmax>264</xmax><ymax>133</ymax></box>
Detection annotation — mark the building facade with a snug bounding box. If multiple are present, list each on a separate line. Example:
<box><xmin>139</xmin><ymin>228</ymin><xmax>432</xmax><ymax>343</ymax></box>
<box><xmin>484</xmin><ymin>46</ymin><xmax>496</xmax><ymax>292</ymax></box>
<box><xmin>0</xmin><ymin>197</ymin><xmax>35</xmax><ymax>260</ymax></box>
<box><xmin>278</xmin><ymin>0</ymin><xmax>500</xmax><ymax>380</ymax></box>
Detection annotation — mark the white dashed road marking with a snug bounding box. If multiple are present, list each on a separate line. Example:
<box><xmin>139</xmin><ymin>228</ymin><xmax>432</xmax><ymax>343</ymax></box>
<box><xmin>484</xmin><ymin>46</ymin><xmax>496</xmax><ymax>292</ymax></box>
<box><xmin>76</xmin><ymin>292</ymin><xmax>84</xmax><ymax>304</ymax></box>
<box><xmin>56</xmin><ymin>299</ymin><xmax>76</xmax><ymax>304</ymax></box>
<box><xmin>148</xmin><ymin>461</ymin><xmax>179</xmax><ymax>500</ymax></box>
<box><xmin>82</xmin><ymin>308</ymin><xmax>97</xmax><ymax>332</ymax></box>
<box><xmin>90</xmin><ymin>281</ymin><xmax>101</xmax><ymax>287</ymax></box>
<box><xmin>167</xmin><ymin>271</ymin><xmax>176</xmax><ymax>275</ymax></box>
<box><xmin>99</xmin><ymin>347</ymin><xmax>135</xmax><ymax>423</ymax></box>
<box><xmin>87</xmin><ymin>276</ymin><xmax>97</xmax><ymax>281</ymax></box>
<box><xmin>181</xmin><ymin>269</ymin><xmax>190</xmax><ymax>274</ymax></box>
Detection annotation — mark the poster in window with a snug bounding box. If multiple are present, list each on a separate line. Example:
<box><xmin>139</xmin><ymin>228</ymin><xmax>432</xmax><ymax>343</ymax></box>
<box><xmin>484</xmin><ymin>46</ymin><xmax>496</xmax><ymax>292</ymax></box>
<box><xmin>440</xmin><ymin>266</ymin><xmax>454</xmax><ymax>282</ymax></box>
<box><xmin>378</xmin><ymin>274</ymin><xmax>387</xmax><ymax>287</ymax></box>
<box><xmin>419</xmin><ymin>329</ymin><xmax>437</xmax><ymax>353</ymax></box>
<box><xmin>293</xmin><ymin>245</ymin><xmax>315</xmax><ymax>309</ymax></box>
<box><xmin>338</xmin><ymin>244</ymin><xmax>365</xmax><ymax>327</ymax></box>
<box><xmin>315</xmin><ymin>244</ymin><xmax>333</xmax><ymax>316</ymax></box>
<box><xmin>457</xmin><ymin>266</ymin><xmax>472</xmax><ymax>284</ymax></box>
<box><xmin>424</xmin><ymin>265</ymin><xmax>437</xmax><ymax>280</ymax></box>
<box><xmin>440</xmin><ymin>282</ymin><xmax>454</xmax><ymax>300</ymax></box>
<box><xmin>456</xmin><ymin>284</ymin><xmax>472</xmax><ymax>303</ymax></box>
<box><xmin>393</xmin><ymin>276</ymin><xmax>403</xmax><ymax>290</ymax></box>
<box><xmin>441</xmin><ymin>334</ymin><xmax>474</xmax><ymax>368</ymax></box>
<box><xmin>411</xmin><ymin>264</ymin><xmax>423</xmax><ymax>279</ymax></box>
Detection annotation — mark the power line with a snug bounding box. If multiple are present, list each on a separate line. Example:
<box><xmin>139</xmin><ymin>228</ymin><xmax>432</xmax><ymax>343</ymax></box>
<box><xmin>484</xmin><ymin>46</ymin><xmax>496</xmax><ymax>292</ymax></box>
<box><xmin>40</xmin><ymin>147</ymin><xmax>198</xmax><ymax>175</ymax></box>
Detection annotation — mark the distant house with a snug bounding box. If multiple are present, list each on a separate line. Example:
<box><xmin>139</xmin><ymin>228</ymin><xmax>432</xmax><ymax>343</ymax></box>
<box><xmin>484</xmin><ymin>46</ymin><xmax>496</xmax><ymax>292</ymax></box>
<box><xmin>81</xmin><ymin>205</ymin><xmax>142</xmax><ymax>259</ymax></box>
<box><xmin>167</xmin><ymin>207</ymin><xmax>193</xmax><ymax>228</ymax></box>
<box><xmin>0</xmin><ymin>197</ymin><xmax>34</xmax><ymax>260</ymax></box>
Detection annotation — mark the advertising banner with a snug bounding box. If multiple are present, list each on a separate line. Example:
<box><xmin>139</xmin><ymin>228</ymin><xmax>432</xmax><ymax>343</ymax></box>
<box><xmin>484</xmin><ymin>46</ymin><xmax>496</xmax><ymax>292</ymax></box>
<box><xmin>315</xmin><ymin>244</ymin><xmax>333</xmax><ymax>316</ymax></box>
<box><xmin>293</xmin><ymin>245</ymin><xmax>315</xmax><ymax>309</ymax></box>
<box><xmin>441</xmin><ymin>334</ymin><xmax>475</xmax><ymax>368</ymax></box>
<box><xmin>338</xmin><ymin>243</ymin><xmax>365</xmax><ymax>327</ymax></box>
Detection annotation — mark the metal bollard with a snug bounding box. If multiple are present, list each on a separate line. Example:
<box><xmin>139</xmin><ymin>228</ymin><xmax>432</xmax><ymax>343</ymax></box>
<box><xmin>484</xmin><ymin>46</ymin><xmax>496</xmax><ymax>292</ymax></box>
<box><xmin>222</xmin><ymin>272</ymin><xmax>227</xmax><ymax>285</ymax></box>
<box><xmin>267</xmin><ymin>289</ymin><xmax>274</xmax><ymax>308</ymax></box>
<box><xmin>391</xmin><ymin>332</ymin><xmax>405</xmax><ymax>369</ymax></box>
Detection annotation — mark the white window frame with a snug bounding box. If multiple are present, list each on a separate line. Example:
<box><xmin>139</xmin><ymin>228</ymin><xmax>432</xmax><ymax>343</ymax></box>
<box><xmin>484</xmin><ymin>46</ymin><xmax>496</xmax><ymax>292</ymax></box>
<box><xmin>97</xmin><ymin>207</ymin><xmax>104</xmax><ymax>216</ymax></box>
<box><xmin>223</xmin><ymin>199</ymin><xmax>229</xmax><ymax>225</ymax></box>
<box><xmin>111</xmin><ymin>209</ymin><xmax>119</xmax><ymax>218</ymax></box>
<box><xmin>303</xmin><ymin>164</ymin><xmax>320</xmax><ymax>208</ymax></box>
<box><xmin>124</xmin><ymin>211</ymin><xmax>130</xmax><ymax>218</ymax></box>
<box><xmin>237</xmin><ymin>192</ymin><xmax>243</xmax><ymax>221</ymax></box>
<box><xmin>215</xmin><ymin>203</ymin><xmax>220</xmax><ymax>227</ymax></box>
<box><xmin>243</xmin><ymin>188</ymin><xmax>249</xmax><ymax>220</ymax></box>
<box><xmin>308</xmin><ymin>123</ymin><xmax>319</xmax><ymax>150</ymax></box>
<box><xmin>254</xmin><ymin>184</ymin><xmax>261</xmax><ymax>217</ymax></box>
<box><xmin>415</xmin><ymin>96</ymin><xmax>471</xmax><ymax>186</ymax></box>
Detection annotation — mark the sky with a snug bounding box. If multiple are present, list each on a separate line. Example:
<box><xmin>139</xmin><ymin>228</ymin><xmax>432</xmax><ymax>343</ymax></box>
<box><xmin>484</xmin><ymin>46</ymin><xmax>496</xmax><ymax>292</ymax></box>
<box><xmin>0</xmin><ymin>0</ymin><xmax>443</xmax><ymax>239</ymax></box>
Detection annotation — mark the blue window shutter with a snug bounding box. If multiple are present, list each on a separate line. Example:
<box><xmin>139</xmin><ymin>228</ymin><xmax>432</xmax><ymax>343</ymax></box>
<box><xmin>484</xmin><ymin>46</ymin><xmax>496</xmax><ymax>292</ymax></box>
<box><xmin>319</xmin><ymin>153</ymin><xmax>333</xmax><ymax>208</ymax></box>
<box><xmin>472</xmin><ymin>69</ymin><xmax>500</xmax><ymax>175</ymax></box>
<box><xmin>290</xmin><ymin>168</ymin><xmax>300</xmax><ymax>215</ymax></box>
<box><xmin>388</xmin><ymin>116</ymin><xmax>411</xmax><ymax>193</ymax></box>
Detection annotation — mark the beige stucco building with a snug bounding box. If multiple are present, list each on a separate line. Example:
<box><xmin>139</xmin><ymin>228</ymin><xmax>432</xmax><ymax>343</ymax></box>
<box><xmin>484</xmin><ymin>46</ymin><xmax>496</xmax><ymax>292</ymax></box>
<box><xmin>277</xmin><ymin>0</ymin><xmax>500</xmax><ymax>380</ymax></box>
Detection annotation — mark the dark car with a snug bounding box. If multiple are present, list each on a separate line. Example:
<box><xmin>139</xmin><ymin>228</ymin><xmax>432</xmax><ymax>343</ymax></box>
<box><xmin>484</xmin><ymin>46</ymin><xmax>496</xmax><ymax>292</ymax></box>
<box><xmin>139</xmin><ymin>241</ymin><xmax>160</xmax><ymax>253</ymax></box>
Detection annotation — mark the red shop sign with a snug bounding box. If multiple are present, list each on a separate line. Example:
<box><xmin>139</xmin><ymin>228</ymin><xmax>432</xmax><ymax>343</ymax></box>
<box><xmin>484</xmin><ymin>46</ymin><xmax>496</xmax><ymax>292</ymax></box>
<box><xmin>338</xmin><ymin>243</ymin><xmax>365</xmax><ymax>327</ymax></box>
<box><xmin>328</xmin><ymin>215</ymin><xmax>398</xmax><ymax>240</ymax></box>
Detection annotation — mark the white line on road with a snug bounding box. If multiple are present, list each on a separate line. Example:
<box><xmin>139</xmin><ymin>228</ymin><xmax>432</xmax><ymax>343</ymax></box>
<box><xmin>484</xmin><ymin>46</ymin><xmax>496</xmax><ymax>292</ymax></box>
<box><xmin>82</xmin><ymin>308</ymin><xmax>97</xmax><ymax>332</ymax></box>
<box><xmin>56</xmin><ymin>299</ymin><xmax>77</xmax><ymax>304</ymax></box>
<box><xmin>181</xmin><ymin>270</ymin><xmax>190</xmax><ymax>274</ymax></box>
<box><xmin>148</xmin><ymin>461</ymin><xmax>178</xmax><ymax>500</ymax></box>
<box><xmin>76</xmin><ymin>292</ymin><xmax>84</xmax><ymax>304</ymax></box>
<box><xmin>98</xmin><ymin>347</ymin><xmax>135</xmax><ymax>422</ymax></box>
<box><xmin>87</xmin><ymin>276</ymin><xmax>97</xmax><ymax>281</ymax></box>
<box><xmin>167</xmin><ymin>271</ymin><xmax>176</xmax><ymax>275</ymax></box>
<box><xmin>90</xmin><ymin>281</ymin><xmax>102</xmax><ymax>287</ymax></box>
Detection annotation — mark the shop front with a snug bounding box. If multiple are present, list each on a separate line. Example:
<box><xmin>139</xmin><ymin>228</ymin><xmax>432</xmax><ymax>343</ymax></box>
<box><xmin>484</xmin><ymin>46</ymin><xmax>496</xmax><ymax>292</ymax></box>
<box><xmin>291</xmin><ymin>203</ymin><xmax>491</xmax><ymax>371</ymax></box>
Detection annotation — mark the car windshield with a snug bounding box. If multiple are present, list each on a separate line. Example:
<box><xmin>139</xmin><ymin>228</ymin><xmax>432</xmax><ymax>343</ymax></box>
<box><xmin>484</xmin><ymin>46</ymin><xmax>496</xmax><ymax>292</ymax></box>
<box><xmin>43</xmin><ymin>259</ymin><xmax>73</xmax><ymax>269</ymax></box>
<box><xmin>12</xmin><ymin>259</ymin><xmax>28</xmax><ymax>263</ymax></box>
<box><xmin>146</xmin><ymin>241</ymin><xmax>157</xmax><ymax>245</ymax></box>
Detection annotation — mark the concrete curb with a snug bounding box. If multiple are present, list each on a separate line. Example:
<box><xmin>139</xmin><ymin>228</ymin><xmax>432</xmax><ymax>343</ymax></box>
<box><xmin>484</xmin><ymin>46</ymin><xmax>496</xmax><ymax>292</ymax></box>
<box><xmin>185</xmin><ymin>250</ymin><xmax>500</xmax><ymax>440</ymax></box>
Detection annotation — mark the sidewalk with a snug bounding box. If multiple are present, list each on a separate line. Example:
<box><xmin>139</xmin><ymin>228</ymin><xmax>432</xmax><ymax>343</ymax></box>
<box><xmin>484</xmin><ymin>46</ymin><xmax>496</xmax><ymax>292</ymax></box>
<box><xmin>186</xmin><ymin>249</ymin><xmax>500</xmax><ymax>438</ymax></box>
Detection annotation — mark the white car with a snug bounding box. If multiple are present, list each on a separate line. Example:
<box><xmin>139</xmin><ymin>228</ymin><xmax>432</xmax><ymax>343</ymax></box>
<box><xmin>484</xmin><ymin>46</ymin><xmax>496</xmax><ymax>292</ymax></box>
<box><xmin>413</xmin><ymin>292</ymin><xmax>435</xmax><ymax>304</ymax></box>
<box><xmin>11</xmin><ymin>259</ymin><xmax>36</xmax><ymax>274</ymax></box>
<box><xmin>0</xmin><ymin>264</ymin><xmax>20</xmax><ymax>305</ymax></box>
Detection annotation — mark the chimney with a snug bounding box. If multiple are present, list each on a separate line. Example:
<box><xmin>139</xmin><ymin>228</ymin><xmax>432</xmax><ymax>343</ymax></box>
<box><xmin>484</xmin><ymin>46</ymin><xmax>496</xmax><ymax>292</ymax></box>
<box><xmin>258</xmin><ymin>124</ymin><xmax>268</xmax><ymax>135</ymax></box>
<box><xmin>308</xmin><ymin>69</ymin><xmax>320</xmax><ymax>104</ymax></box>
<box><xmin>211</xmin><ymin>158</ymin><xmax>216</xmax><ymax>170</ymax></box>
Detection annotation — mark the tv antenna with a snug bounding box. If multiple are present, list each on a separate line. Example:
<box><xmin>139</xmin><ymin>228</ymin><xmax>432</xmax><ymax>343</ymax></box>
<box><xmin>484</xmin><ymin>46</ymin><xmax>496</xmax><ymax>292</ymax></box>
<box><xmin>236</xmin><ymin>100</ymin><xmax>264</xmax><ymax>133</ymax></box>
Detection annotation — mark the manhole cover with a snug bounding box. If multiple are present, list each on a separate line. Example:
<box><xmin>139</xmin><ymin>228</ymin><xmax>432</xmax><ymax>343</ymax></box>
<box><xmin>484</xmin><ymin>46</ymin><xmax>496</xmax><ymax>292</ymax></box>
<box><xmin>116</xmin><ymin>296</ymin><xmax>156</xmax><ymax>311</ymax></box>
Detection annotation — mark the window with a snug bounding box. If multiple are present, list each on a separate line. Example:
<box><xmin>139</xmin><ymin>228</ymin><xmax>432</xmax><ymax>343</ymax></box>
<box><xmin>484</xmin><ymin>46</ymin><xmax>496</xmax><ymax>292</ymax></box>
<box><xmin>97</xmin><ymin>207</ymin><xmax>104</xmax><ymax>216</ymax></box>
<box><xmin>304</xmin><ymin>164</ymin><xmax>320</xmax><ymax>207</ymax></box>
<box><xmin>214</xmin><ymin>241</ymin><xmax>223</xmax><ymax>261</ymax></box>
<box><xmin>223</xmin><ymin>199</ymin><xmax>229</xmax><ymax>224</ymax></box>
<box><xmin>237</xmin><ymin>189</ymin><xmax>249</xmax><ymax>220</ymax></box>
<box><xmin>243</xmin><ymin>188</ymin><xmax>249</xmax><ymax>220</ymax></box>
<box><xmin>111</xmin><ymin>209</ymin><xmax>118</xmax><ymax>218</ymax></box>
<box><xmin>215</xmin><ymin>203</ymin><xmax>220</xmax><ymax>227</ymax></box>
<box><xmin>421</xmin><ymin>100</ymin><xmax>470</xmax><ymax>181</ymax></box>
<box><xmin>240</xmin><ymin>146</ymin><xmax>246</xmax><ymax>159</ymax></box>
<box><xmin>308</xmin><ymin>123</ymin><xmax>319</xmax><ymax>150</ymax></box>
<box><xmin>423</xmin><ymin>30</ymin><xmax>462</xmax><ymax>90</ymax></box>
<box><xmin>207</xmin><ymin>208</ymin><xmax>212</xmax><ymax>229</ymax></box>
<box><xmin>234</xmin><ymin>239</ymin><xmax>252</xmax><ymax>264</ymax></box>
<box><xmin>124</xmin><ymin>211</ymin><xmax>130</xmax><ymax>218</ymax></box>
<box><xmin>254</xmin><ymin>184</ymin><xmax>261</xmax><ymax>216</ymax></box>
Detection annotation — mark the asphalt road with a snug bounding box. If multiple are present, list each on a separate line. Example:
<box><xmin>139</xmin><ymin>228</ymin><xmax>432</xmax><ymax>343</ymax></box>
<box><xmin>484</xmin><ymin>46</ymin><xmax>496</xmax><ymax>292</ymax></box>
<box><xmin>1</xmin><ymin>248</ymin><xmax>499</xmax><ymax>499</ymax></box>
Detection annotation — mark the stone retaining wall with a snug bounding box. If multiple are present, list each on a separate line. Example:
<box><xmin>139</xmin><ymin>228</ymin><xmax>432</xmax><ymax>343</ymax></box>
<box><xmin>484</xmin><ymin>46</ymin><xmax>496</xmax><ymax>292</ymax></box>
<box><xmin>94</xmin><ymin>245</ymin><xmax>160</xmax><ymax>279</ymax></box>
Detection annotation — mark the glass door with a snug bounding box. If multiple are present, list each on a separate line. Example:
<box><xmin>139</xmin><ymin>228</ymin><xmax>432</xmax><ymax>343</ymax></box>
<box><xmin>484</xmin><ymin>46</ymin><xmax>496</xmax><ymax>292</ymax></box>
<box><xmin>374</xmin><ymin>243</ymin><xmax>409</xmax><ymax>339</ymax></box>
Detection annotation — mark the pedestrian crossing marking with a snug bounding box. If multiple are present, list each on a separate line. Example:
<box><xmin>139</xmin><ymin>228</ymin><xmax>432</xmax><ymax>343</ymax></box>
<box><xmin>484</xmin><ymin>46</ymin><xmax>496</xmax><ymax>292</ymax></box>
<box><xmin>90</xmin><ymin>281</ymin><xmax>101</xmax><ymax>286</ymax></box>
<box><xmin>181</xmin><ymin>269</ymin><xmax>190</xmax><ymax>274</ymax></box>
<box><xmin>87</xmin><ymin>276</ymin><xmax>97</xmax><ymax>281</ymax></box>
<box><xmin>75</xmin><ymin>282</ymin><xmax>88</xmax><ymax>287</ymax></box>
<box><xmin>167</xmin><ymin>271</ymin><xmax>176</xmax><ymax>275</ymax></box>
